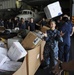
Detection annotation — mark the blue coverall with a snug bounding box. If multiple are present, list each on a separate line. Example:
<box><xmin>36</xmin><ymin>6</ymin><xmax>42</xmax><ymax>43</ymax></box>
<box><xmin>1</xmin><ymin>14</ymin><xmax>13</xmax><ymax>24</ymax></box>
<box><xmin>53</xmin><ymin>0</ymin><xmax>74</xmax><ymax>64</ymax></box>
<box><xmin>59</xmin><ymin>21</ymin><xmax>72</xmax><ymax>62</ymax></box>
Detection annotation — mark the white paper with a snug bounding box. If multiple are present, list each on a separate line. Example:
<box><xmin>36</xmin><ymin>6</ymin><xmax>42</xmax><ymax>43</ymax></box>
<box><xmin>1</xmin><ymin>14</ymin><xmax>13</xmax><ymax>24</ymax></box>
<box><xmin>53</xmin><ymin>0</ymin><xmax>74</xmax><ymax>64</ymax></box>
<box><xmin>0</xmin><ymin>61</ymin><xmax>22</xmax><ymax>71</ymax></box>
<box><xmin>0</xmin><ymin>47</ymin><xmax>7</xmax><ymax>55</ymax></box>
<box><xmin>0</xmin><ymin>54</ymin><xmax>10</xmax><ymax>67</ymax></box>
<box><xmin>8</xmin><ymin>42</ymin><xmax>27</xmax><ymax>61</ymax></box>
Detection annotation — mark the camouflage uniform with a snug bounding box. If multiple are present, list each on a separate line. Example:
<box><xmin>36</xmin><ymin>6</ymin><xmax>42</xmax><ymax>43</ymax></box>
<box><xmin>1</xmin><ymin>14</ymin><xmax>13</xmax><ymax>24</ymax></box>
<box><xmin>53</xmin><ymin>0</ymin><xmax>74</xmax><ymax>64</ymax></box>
<box><xmin>43</xmin><ymin>29</ymin><xmax>63</xmax><ymax>70</ymax></box>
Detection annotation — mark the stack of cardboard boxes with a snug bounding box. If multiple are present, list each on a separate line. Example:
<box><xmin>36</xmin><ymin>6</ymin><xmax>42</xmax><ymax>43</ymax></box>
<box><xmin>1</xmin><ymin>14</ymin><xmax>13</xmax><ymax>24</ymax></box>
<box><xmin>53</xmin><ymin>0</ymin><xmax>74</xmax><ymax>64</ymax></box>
<box><xmin>21</xmin><ymin>32</ymin><xmax>42</xmax><ymax>75</ymax></box>
<box><xmin>0</xmin><ymin>27</ymin><xmax>47</xmax><ymax>75</ymax></box>
<box><xmin>0</xmin><ymin>30</ymin><xmax>45</xmax><ymax>75</ymax></box>
<box><xmin>12</xmin><ymin>31</ymin><xmax>44</xmax><ymax>75</ymax></box>
<box><xmin>0</xmin><ymin>26</ymin><xmax>47</xmax><ymax>75</ymax></box>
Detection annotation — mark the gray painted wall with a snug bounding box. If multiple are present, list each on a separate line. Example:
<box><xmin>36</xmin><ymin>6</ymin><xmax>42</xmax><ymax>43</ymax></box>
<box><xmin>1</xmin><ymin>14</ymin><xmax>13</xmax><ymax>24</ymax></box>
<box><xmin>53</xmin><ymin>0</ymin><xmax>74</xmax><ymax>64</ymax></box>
<box><xmin>72</xmin><ymin>4</ymin><xmax>74</xmax><ymax>16</ymax></box>
<box><xmin>72</xmin><ymin>0</ymin><xmax>74</xmax><ymax>16</ymax></box>
<box><xmin>0</xmin><ymin>0</ymin><xmax>16</xmax><ymax>9</ymax></box>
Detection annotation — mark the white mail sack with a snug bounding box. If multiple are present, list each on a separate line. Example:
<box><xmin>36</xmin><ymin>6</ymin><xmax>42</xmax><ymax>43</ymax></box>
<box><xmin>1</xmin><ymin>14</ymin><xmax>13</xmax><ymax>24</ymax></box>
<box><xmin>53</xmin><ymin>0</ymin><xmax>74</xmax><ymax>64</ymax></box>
<box><xmin>0</xmin><ymin>54</ymin><xmax>10</xmax><ymax>67</ymax></box>
<box><xmin>0</xmin><ymin>47</ymin><xmax>7</xmax><ymax>55</ymax></box>
<box><xmin>0</xmin><ymin>61</ymin><xmax>22</xmax><ymax>71</ymax></box>
<box><xmin>7</xmin><ymin>38</ymin><xmax>22</xmax><ymax>49</ymax></box>
<box><xmin>8</xmin><ymin>42</ymin><xmax>27</xmax><ymax>61</ymax></box>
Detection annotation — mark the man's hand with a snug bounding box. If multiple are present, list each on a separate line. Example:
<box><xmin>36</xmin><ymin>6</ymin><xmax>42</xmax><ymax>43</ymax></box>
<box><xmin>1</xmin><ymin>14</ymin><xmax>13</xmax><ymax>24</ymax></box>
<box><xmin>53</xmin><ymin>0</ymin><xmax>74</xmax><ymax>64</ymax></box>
<box><xmin>60</xmin><ymin>31</ymin><xmax>65</xmax><ymax>37</ymax></box>
<box><xmin>53</xmin><ymin>59</ymin><xmax>63</xmax><ymax>75</ymax></box>
<box><xmin>43</xmin><ymin>32</ymin><xmax>47</xmax><ymax>37</ymax></box>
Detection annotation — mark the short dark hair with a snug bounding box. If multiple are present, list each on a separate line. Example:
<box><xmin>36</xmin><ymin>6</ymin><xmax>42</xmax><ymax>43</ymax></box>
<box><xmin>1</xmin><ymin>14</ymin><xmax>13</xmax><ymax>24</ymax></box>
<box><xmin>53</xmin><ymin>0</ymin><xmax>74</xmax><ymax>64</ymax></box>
<box><xmin>62</xmin><ymin>17</ymin><xmax>69</xmax><ymax>22</ymax></box>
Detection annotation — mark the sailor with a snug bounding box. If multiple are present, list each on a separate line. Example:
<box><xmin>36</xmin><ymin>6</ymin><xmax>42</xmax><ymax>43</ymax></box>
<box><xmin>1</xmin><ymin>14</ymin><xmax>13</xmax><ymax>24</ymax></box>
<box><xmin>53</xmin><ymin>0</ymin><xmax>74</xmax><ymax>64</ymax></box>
<box><xmin>43</xmin><ymin>20</ymin><xmax>63</xmax><ymax>74</ymax></box>
<box><xmin>59</xmin><ymin>16</ymin><xmax>73</xmax><ymax>62</ymax></box>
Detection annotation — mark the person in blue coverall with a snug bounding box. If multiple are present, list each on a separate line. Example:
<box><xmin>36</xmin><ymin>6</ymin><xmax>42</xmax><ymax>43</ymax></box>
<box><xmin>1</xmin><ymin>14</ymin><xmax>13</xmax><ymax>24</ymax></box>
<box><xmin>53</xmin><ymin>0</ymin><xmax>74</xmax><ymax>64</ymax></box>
<box><xmin>59</xmin><ymin>17</ymin><xmax>73</xmax><ymax>62</ymax></box>
<box><xmin>43</xmin><ymin>20</ymin><xmax>63</xmax><ymax>74</ymax></box>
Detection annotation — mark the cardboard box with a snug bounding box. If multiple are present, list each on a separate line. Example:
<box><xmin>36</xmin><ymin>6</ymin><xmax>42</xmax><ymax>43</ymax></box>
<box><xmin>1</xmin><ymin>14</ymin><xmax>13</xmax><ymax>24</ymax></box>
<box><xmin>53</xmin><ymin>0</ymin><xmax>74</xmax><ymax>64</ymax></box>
<box><xmin>33</xmin><ymin>30</ymin><xmax>44</xmax><ymax>39</ymax></box>
<box><xmin>7</xmin><ymin>37</ymin><xmax>22</xmax><ymax>49</ymax></box>
<box><xmin>22</xmin><ymin>32</ymin><xmax>42</xmax><ymax>49</ymax></box>
<box><xmin>40</xmin><ymin>41</ymin><xmax>46</xmax><ymax>60</ymax></box>
<box><xmin>44</xmin><ymin>1</ymin><xmax>62</xmax><ymax>19</ymax></box>
<box><xmin>13</xmin><ymin>45</ymin><xmax>41</xmax><ymax>75</ymax></box>
<box><xmin>8</xmin><ymin>42</ymin><xmax>27</xmax><ymax>61</ymax></box>
<box><xmin>0</xmin><ymin>26</ymin><xmax>5</xmax><ymax>32</ymax></box>
<box><xmin>41</xmin><ymin>26</ymin><xmax>50</xmax><ymax>33</ymax></box>
<box><xmin>13</xmin><ymin>57</ymin><xmax>27</xmax><ymax>75</ymax></box>
<box><xmin>26</xmin><ymin>45</ymin><xmax>41</xmax><ymax>75</ymax></box>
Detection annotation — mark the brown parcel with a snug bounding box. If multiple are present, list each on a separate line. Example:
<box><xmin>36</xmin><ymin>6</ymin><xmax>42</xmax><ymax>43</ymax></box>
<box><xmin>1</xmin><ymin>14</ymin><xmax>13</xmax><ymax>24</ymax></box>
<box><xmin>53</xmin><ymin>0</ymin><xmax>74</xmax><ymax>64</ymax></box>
<box><xmin>0</xmin><ymin>26</ymin><xmax>5</xmax><ymax>32</ymax></box>
<box><xmin>41</xmin><ymin>26</ymin><xmax>50</xmax><ymax>33</ymax></box>
<box><xmin>22</xmin><ymin>32</ymin><xmax>42</xmax><ymax>49</ymax></box>
<box><xmin>26</xmin><ymin>45</ymin><xmax>41</xmax><ymax>75</ymax></box>
<box><xmin>40</xmin><ymin>40</ymin><xmax>46</xmax><ymax>60</ymax></box>
<box><xmin>13</xmin><ymin>57</ymin><xmax>27</xmax><ymax>75</ymax></box>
